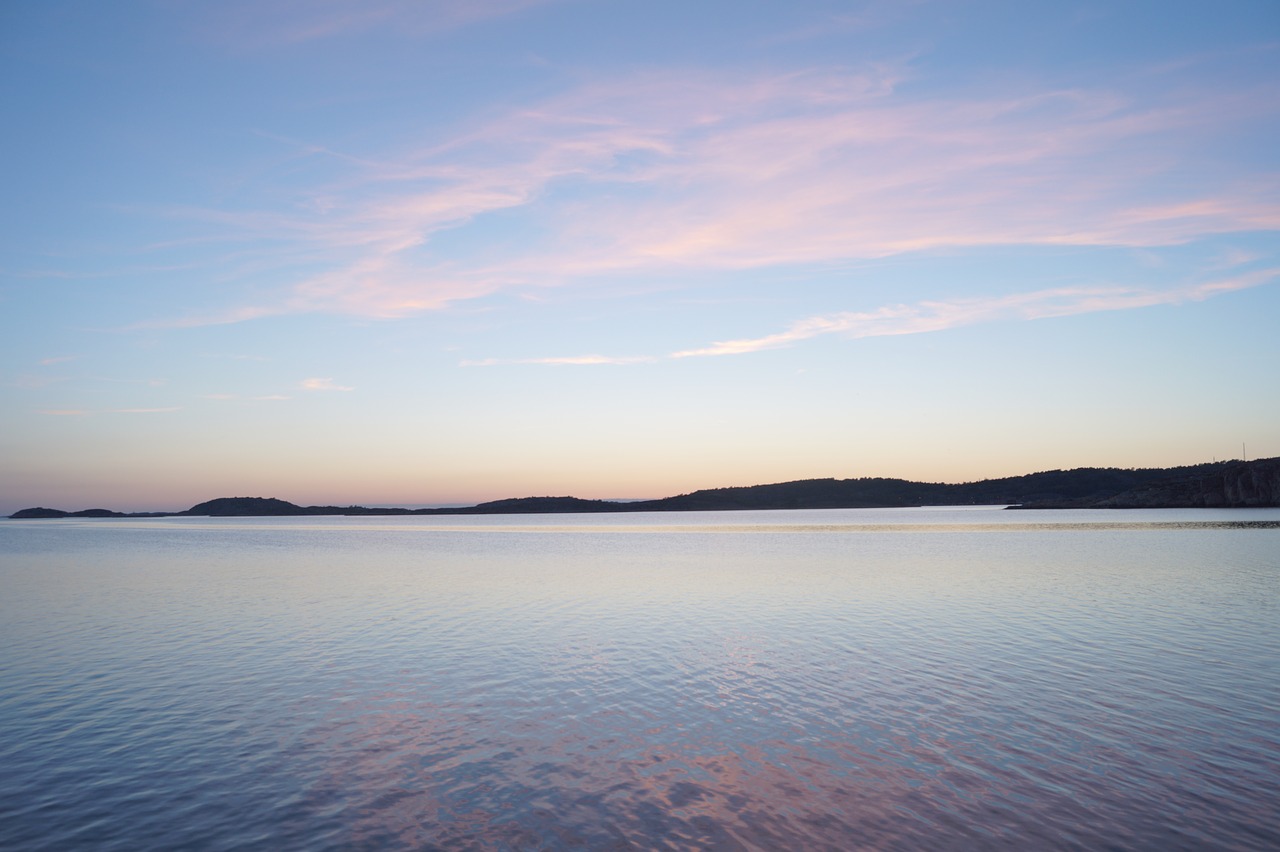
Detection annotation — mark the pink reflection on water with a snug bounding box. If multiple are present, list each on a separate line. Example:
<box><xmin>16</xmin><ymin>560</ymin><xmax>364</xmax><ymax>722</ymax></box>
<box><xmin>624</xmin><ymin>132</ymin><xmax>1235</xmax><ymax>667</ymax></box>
<box><xmin>284</xmin><ymin>674</ymin><xmax>1026</xmax><ymax>848</ymax></box>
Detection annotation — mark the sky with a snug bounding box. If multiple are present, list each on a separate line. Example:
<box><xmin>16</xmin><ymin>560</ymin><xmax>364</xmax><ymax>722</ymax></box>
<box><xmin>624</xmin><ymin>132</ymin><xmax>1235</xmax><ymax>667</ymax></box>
<box><xmin>2</xmin><ymin>0</ymin><xmax>1278</xmax><ymax>513</ymax></box>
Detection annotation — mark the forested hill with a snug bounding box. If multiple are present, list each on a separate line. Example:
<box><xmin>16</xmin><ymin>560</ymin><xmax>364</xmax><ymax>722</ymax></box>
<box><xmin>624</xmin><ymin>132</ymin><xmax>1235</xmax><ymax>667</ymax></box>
<box><xmin>8</xmin><ymin>458</ymin><xmax>1278</xmax><ymax>518</ymax></box>
<box><xmin>621</xmin><ymin>458</ymin><xmax>1277</xmax><ymax>510</ymax></box>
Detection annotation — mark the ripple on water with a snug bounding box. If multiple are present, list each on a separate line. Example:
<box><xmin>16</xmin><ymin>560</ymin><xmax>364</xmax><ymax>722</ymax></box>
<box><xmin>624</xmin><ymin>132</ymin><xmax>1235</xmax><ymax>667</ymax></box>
<box><xmin>0</xmin><ymin>513</ymin><xmax>1278</xmax><ymax>850</ymax></box>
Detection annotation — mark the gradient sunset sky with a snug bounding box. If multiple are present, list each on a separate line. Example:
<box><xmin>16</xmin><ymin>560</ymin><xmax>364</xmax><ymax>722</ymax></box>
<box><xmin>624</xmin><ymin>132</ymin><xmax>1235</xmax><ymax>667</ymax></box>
<box><xmin>2</xmin><ymin>0</ymin><xmax>1278</xmax><ymax>512</ymax></box>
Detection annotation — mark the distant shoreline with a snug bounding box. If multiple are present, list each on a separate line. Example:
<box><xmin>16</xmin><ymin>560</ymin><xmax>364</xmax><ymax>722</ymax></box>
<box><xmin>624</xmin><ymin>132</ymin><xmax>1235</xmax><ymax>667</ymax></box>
<box><xmin>9</xmin><ymin>457</ymin><xmax>1278</xmax><ymax>519</ymax></box>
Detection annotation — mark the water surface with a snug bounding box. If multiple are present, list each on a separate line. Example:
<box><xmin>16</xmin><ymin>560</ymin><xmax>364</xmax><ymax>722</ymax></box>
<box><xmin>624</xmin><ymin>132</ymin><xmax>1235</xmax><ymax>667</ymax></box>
<box><xmin>2</xmin><ymin>507</ymin><xmax>1278</xmax><ymax>849</ymax></box>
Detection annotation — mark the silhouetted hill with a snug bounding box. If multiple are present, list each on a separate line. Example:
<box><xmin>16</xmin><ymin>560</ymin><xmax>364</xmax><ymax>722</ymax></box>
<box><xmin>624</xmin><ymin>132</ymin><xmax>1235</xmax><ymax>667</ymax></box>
<box><xmin>468</xmin><ymin>496</ymin><xmax>629</xmax><ymax>514</ymax></box>
<box><xmin>183</xmin><ymin>497</ymin><xmax>306</xmax><ymax>516</ymax></box>
<box><xmin>10</xmin><ymin>507</ymin><xmax>73</xmax><ymax>519</ymax></box>
<box><xmin>628</xmin><ymin>461</ymin><xmax>1248</xmax><ymax>511</ymax></box>
<box><xmin>9</xmin><ymin>507</ymin><xmax>129</xmax><ymax>519</ymax></box>
<box><xmin>9</xmin><ymin>458</ymin><xmax>1277</xmax><ymax>518</ymax></box>
<box><xmin>629</xmin><ymin>477</ymin><xmax>937</xmax><ymax>511</ymax></box>
<box><xmin>949</xmin><ymin>462</ymin><xmax>1233</xmax><ymax>506</ymax></box>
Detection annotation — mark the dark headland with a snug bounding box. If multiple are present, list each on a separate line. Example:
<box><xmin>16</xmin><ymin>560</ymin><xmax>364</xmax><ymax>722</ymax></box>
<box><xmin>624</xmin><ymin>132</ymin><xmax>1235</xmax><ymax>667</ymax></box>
<box><xmin>9</xmin><ymin>457</ymin><xmax>1278</xmax><ymax>519</ymax></box>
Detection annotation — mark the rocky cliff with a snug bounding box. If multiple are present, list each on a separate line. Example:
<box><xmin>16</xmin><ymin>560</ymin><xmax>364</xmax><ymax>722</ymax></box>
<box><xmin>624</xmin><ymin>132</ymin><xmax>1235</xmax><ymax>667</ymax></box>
<box><xmin>1095</xmin><ymin>458</ymin><xmax>1280</xmax><ymax>508</ymax></box>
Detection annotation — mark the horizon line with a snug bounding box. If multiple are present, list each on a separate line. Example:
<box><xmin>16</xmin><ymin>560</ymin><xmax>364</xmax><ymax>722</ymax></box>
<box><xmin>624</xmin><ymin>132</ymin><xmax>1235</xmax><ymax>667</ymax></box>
<box><xmin>7</xmin><ymin>455</ymin><xmax>1270</xmax><ymax>517</ymax></box>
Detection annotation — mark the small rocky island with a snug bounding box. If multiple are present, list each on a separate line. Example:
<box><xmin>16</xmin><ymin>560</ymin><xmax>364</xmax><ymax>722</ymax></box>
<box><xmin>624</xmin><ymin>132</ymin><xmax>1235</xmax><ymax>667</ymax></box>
<box><xmin>9</xmin><ymin>458</ymin><xmax>1277</xmax><ymax>519</ymax></box>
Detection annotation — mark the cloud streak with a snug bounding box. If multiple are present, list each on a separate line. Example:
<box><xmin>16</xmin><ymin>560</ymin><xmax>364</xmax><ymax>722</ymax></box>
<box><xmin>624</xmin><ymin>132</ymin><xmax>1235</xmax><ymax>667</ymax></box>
<box><xmin>679</xmin><ymin>270</ymin><xmax>1280</xmax><ymax>356</ymax></box>
<box><xmin>673</xmin><ymin>270</ymin><xmax>1278</xmax><ymax>357</ymax></box>
<box><xmin>469</xmin><ymin>269</ymin><xmax>1276</xmax><ymax>364</ymax></box>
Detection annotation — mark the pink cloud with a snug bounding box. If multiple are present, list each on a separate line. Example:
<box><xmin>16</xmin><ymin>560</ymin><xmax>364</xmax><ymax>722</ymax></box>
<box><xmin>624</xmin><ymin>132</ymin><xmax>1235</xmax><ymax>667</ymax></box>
<box><xmin>155</xmin><ymin>67</ymin><xmax>1278</xmax><ymax>324</ymax></box>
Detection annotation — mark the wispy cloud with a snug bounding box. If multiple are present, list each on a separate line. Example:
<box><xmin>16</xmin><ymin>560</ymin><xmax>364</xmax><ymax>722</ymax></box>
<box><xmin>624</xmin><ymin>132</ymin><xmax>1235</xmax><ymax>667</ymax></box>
<box><xmin>674</xmin><ymin>270</ymin><xmax>1278</xmax><ymax>357</ymax></box>
<box><xmin>146</xmin><ymin>63</ymin><xmax>1278</xmax><ymax>326</ymax></box>
<box><xmin>470</xmin><ymin>270</ymin><xmax>1276</xmax><ymax>364</ymax></box>
<box><xmin>38</xmin><ymin>355</ymin><xmax>77</xmax><ymax>366</ymax></box>
<box><xmin>110</xmin><ymin>407</ymin><xmax>182</xmax><ymax>414</ymax></box>
<box><xmin>301</xmin><ymin>377</ymin><xmax>355</xmax><ymax>391</ymax></box>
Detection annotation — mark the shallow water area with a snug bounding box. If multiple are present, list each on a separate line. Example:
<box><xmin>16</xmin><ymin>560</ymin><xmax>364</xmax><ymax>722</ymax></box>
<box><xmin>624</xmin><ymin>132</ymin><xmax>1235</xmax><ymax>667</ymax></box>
<box><xmin>2</xmin><ymin>506</ymin><xmax>1278</xmax><ymax>850</ymax></box>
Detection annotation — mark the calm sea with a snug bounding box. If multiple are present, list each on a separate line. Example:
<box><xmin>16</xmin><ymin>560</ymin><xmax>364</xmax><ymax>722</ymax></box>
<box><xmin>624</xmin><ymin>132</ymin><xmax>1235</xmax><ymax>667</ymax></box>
<box><xmin>2</xmin><ymin>507</ymin><xmax>1278</xmax><ymax>850</ymax></box>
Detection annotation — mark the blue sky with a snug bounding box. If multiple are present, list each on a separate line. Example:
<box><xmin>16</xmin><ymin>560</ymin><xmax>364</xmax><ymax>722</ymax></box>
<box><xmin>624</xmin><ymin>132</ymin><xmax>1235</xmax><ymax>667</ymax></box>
<box><xmin>2</xmin><ymin>0</ymin><xmax>1278</xmax><ymax>512</ymax></box>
